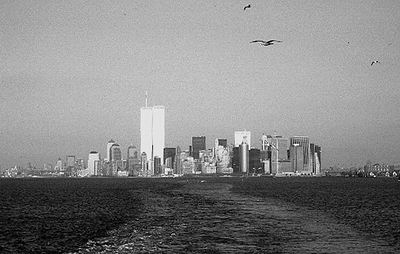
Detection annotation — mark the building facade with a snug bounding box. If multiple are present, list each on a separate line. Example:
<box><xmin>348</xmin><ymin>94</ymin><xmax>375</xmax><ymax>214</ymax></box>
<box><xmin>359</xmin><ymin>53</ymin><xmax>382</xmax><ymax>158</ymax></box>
<box><xmin>106</xmin><ymin>139</ymin><xmax>115</xmax><ymax>162</ymax></box>
<box><xmin>192</xmin><ymin>136</ymin><xmax>206</xmax><ymax>160</ymax></box>
<box><xmin>140</xmin><ymin>105</ymin><xmax>165</xmax><ymax>164</ymax></box>
<box><xmin>163</xmin><ymin>147</ymin><xmax>176</xmax><ymax>168</ymax></box>
<box><xmin>290</xmin><ymin>136</ymin><xmax>311</xmax><ymax>174</ymax></box>
<box><xmin>87</xmin><ymin>151</ymin><xmax>100</xmax><ymax>176</ymax></box>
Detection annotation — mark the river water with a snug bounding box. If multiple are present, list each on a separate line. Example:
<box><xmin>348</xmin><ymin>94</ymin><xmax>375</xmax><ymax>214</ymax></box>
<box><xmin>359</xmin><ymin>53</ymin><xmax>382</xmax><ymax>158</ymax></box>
<box><xmin>72</xmin><ymin>180</ymin><xmax>398</xmax><ymax>253</ymax></box>
<box><xmin>1</xmin><ymin>177</ymin><xmax>399</xmax><ymax>253</ymax></box>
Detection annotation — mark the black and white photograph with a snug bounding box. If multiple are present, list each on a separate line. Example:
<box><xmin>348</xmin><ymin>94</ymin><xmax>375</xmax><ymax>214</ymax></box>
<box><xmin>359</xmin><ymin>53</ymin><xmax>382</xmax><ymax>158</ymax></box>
<box><xmin>1</xmin><ymin>0</ymin><xmax>400</xmax><ymax>253</ymax></box>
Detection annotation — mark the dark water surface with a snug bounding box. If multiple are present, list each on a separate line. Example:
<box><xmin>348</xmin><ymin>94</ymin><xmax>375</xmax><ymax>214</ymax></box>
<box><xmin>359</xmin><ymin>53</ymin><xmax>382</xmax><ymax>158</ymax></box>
<box><xmin>1</xmin><ymin>177</ymin><xmax>399</xmax><ymax>253</ymax></box>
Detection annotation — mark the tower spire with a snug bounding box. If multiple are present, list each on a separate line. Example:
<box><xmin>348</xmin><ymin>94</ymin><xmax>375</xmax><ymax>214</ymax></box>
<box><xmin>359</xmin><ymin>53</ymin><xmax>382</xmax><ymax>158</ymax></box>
<box><xmin>145</xmin><ymin>91</ymin><xmax>148</xmax><ymax>107</ymax></box>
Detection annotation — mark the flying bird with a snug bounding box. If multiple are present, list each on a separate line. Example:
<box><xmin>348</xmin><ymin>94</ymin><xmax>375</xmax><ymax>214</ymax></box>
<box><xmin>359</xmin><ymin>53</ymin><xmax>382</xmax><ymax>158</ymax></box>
<box><xmin>244</xmin><ymin>4</ymin><xmax>251</xmax><ymax>11</ymax></box>
<box><xmin>250</xmin><ymin>40</ymin><xmax>282</xmax><ymax>46</ymax></box>
<box><xmin>371</xmin><ymin>60</ymin><xmax>380</xmax><ymax>66</ymax></box>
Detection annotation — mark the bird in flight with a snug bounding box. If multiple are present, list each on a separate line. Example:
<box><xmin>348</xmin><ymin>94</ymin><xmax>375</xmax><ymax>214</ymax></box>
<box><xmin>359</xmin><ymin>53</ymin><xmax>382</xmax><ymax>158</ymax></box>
<box><xmin>250</xmin><ymin>40</ymin><xmax>282</xmax><ymax>46</ymax></box>
<box><xmin>371</xmin><ymin>60</ymin><xmax>380</xmax><ymax>66</ymax></box>
<box><xmin>244</xmin><ymin>4</ymin><xmax>251</xmax><ymax>11</ymax></box>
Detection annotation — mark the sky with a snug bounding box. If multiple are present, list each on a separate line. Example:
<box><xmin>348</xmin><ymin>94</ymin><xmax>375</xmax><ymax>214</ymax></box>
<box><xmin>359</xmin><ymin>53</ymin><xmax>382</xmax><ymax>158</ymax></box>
<box><xmin>1</xmin><ymin>0</ymin><xmax>400</xmax><ymax>169</ymax></box>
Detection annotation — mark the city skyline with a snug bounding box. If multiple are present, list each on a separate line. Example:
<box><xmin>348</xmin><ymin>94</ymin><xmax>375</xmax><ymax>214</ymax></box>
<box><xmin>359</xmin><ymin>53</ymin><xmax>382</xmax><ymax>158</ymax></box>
<box><xmin>1</xmin><ymin>0</ymin><xmax>400</xmax><ymax>169</ymax></box>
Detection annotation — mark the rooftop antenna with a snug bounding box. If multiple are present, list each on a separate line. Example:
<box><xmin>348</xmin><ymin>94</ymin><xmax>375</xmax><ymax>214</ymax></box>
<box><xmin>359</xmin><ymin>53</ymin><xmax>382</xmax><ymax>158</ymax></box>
<box><xmin>145</xmin><ymin>91</ymin><xmax>148</xmax><ymax>107</ymax></box>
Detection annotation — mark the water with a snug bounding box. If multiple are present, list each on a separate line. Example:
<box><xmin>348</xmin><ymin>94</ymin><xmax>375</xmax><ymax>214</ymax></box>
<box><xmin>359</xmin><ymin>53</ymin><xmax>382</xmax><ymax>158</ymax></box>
<box><xmin>1</xmin><ymin>177</ymin><xmax>399</xmax><ymax>253</ymax></box>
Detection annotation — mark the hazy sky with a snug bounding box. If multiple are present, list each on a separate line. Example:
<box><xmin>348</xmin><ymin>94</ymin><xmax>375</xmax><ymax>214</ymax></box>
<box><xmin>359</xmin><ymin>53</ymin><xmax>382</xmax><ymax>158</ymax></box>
<box><xmin>1</xmin><ymin>0</ymin><xmax>400</xmax><ymax>169</ymax></box>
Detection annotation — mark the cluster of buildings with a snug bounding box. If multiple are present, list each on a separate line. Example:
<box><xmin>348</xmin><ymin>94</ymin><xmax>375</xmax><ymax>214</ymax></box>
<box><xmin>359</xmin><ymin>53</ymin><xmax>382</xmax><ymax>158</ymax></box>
<box><xmin>325</xmin><ymin>162</ymin><xmax>400</xmax><ymax>178</ymax></box>
<box><xmin>1</xmin><ymin>96</ymin><xmax>323</xmax><ymax>177</ymax></box>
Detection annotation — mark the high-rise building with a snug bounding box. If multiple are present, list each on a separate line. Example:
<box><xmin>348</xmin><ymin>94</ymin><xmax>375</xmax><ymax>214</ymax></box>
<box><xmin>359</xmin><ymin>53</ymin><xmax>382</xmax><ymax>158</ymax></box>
<box><xmin>163</xmin><ymin>147</ymin><xmax>176</xmax><ymax>168</ymax></box>
<box><xmin>110</xmin><ymin>144</ymin><xmax>122</xmax><ymax>161</ymax></box>
<box><xmin>127</xmin><ymin>145</ymin><xmax>138</xmax><ymax>159</ymax></box>
<box><xmin>127</xmin><ymin>145</ymin><xmax>141</xmax><ymax>176</ymax></box>
<box><xmin>175</xmin><ymin>146</ymin><xmax>182</xmax><ymax>174</ymax></box>
<box><xmin>152</xmin><ymin>106</ymin><xmax>165</xmax><ymax>163</ymax></box>
<box><xmin>192</xmin><ymin>136</ymin><xmax>206</xmax><ymax>160</ymax></box>
<box><xmin>65</xmin><ymin>155</ymin><xmax>76</xmax><ymax>177</ymax></box>
<box><xmin>310</xmin><ymin>143</ymin><xmax>316</xmax><ymax>174</ymax></box>
<box><xmin>140</xmin><ymin>94</ymin><xmax>165</xmax><ymax>164</ymax></box>
<box><xmin>232</xmin><ymin>147</ymin><xmax>240</xmax><ymax>173</ymax></box>
<box><xmin>54</xmin><ymin>158</ymin><xmax>63</xmax><ymax>173</ymax></box>
<box><xmin>314</xmin><ymin>145</ymin><xmax>322</xmax><ymax>174</ymax></box>
<box><xmin>316</xmin><ymin>146</ymin><xmax>321</xmax><ymax>168</ymax></box>
<box><xmin>290</xmin><ymin>136</ymin><xmax>311</xmax><ymax>173</ymax></box>
<box><xmin>249</xmin><ymin>148</ymin><xmax>262</xmax><ymax>174</ymax></box>
<box><xmin>215</xmin><ymin>146</ymin><xmax>231</xmax><ymax>174</ymax></box>
<box><xmin>141</xmin><ymin>152</ymin><xmax>148</xmax><ymax>176</ymax></box>
<box><xmin>88</xmin><ymin>151</ymin><xmax>100</xmax><ymax>176</ymax></box>
<box><xmin>269</xmin><ymin>135</ymin><xmax>289</xmax><ymax>174</ymax></box>
<box><xmin>106</xmin><ymin>139</ymin><xmax>115</xmax><ymax>162</ymax></box>
<box><xmin>235</xmin><ymin>131</ymin><xmax>251</xmax><ymax>148</ymax></box>
<box><xmin>154</xmin><ymin>156</ymin><xmax>162</xmax><ymax>175</ymax></box>
<box><xmin>239</xmin><ymin>141</ymin><xmax>249</xmax><ymax>173</ymax></box>
<box><xmin>165</xmin><ymin>157</ymin><xmax>173</xmax><ymax>169</ymax></box>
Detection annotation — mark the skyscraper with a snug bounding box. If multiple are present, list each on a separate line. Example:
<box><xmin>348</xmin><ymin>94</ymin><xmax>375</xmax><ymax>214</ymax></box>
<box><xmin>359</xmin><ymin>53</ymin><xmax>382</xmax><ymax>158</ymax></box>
<box><xmin>269</xmin><ymin>135</ymin><xmax>289</xmax><ymax>174</ymax></box>
<box><xmin>110</xmin><ymin>144</ymin><xmax>122</xmax><ymax>161</ymax></box>
<box><xmin>290</xmin><ymin>136</ymin><xmax>311</xmax><ymax>173</ymax></box>
<box><xmin>88</xmin><ymin>151</ymin><xmax>100</xmax><ymax>176</ymax></box>
<box><xmin>106</xmin><ymin>139</ymin><xmax>115</xmax><ymax>162</ymax></box>
<box><xmin>54</xmin><ymin>158</ymin><xmax>63</xmax><ymax>173</ymax></box>
<box><xmin>239</xmin><ymin>141</ymin><xmax>249</xmax><ymax>173</ymax></box>
<box><xmin>175</xmin><ymin>146</ymin><xmax>182</xmax><ymax>174</ymax></box>
<box><xmin>163</xmin><ymin>147</ymin><xmax>176</xmax><ymax>167</ymax></box>
<box><xmin>192</xmin><ymin>136</ymin><xmax>206</xmax><ymax>159</ymax></box>
<box><xmin>249</xmin><ymin>148</ymin><xmax>262</xmax><ymax>174</ymax></box>
<box><xmin>140</xmin><ymin>93</ymin><xmax>165</xmax><ymax>164</ymax></box>
<box><xmin>314</xmin><ymin>145</ymin><xmax>322</xmax><ymax>174</ymax></box>
<box><xmin>65</xmin><ymin>155</ymin><xmax>76</xmax><ymax>177</ymax></box>
<box><xmin>127</xmin><ymin>145</ymin><xmax>141</xmax><ymax>176</ymax></box>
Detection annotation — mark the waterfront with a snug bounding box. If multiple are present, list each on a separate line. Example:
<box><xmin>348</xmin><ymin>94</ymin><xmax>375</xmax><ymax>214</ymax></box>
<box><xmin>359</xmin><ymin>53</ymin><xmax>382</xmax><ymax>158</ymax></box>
<box><xmin>1</xmin><ymin>177</ymin><xmax>399</xmax><ymax>253</ymax></box>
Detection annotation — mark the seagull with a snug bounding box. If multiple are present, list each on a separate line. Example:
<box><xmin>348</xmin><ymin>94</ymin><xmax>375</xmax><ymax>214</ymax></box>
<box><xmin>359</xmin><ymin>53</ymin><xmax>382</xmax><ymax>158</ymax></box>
<box><xmin>371</xmin><ymin>60</ymin><xmax>380</xmax><ymax>66</ymax></box>
<box><xmin>244</xmin><ymin>4</ymin><xmax>251</xmax><ymax>11</ymax></box>
<box><xmin>250</xmin><ymin>40</ymin><xmax>282</xmax><ymax>46</ymax></box>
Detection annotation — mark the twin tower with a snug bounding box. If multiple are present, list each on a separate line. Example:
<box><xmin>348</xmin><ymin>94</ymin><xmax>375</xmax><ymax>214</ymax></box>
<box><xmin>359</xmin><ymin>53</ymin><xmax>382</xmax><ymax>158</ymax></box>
<box><xmin>140</xmin><ymin>93</ymin><xmax>165</xmax><ymax>165</ymax></box>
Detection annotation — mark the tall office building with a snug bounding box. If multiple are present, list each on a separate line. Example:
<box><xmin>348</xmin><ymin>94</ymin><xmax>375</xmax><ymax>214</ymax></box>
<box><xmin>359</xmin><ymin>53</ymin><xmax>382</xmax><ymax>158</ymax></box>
<box><xmin>106</xmin><ymin>139</ymin><xmax>115</xmax><ymax>162</ymax></box>
<box><xmin>290</xmin><ymin>136</ymin><xmax>311</xmax><ymax>173</ymax></box>
<box><xmin>312</xmin><ymin>145</ymin><xmax>321</xmax><ymax>174</ymax></box>
<box><xmin>315</xmin><ymin>145</ymin><xmax>321</xmax><ymax>172</ymax></box>
<box><xmin>154</xmin><ymin>156</ymin><xmax>162</xmax><ymax>175</ymax></box>
<box><xmin>54</xmin><ymin>158</ymin><xmax>63</xmax><ymax>172</ymax></box>
<box><xmin>249</xmin><ymin>148</ymin><xmax>262</xmax><ymax>174</ymax></box>
<box><xmin>65</xmin><ymin>155</ymin><xmax>76</xmax><ymax>177</ymax></box>
<box><xmin>127</xmin><ymin>145</ymin><xmax>141</xmax><ymax>176</ymax></box>
<box><xmin>110</xmin><ymin>144</ymin><xmax>122</xmax><ymax>161</ymax></box>
<box><xmin>192</xmin><ymin>136</ymin><xmax>206</xmax><ymax>160</ymax></box>
<box><xmin>140</xmin><ymin>94</ymin><xmax>165</xmax><ymax>164</ymax></box>
<box><xmin>235</xmin><ymin>131</ymin><xmax>251</xmax><ymax>148</ymax></box>
<box><xmin>175</xmin><ymin>146</ymin><xmax>182</xmax><ymax>174</ymax></box>
<box><xmin>163</xmin><ymin>147</ymin><xmax>176</xmax><ymax>168</ymax></box>
<box><xmin>232</xmin><ymin>147</ymin><xmax>240</xmax><ymax>173</ymax></box>
<box><xmin>270</xmin><ymin>135</ymin><xmax>289</xmax><ymax>174</ymax></box>
<box><xmin>239</xmin><ymin>142</ymin><xmax>249</xmax><ymax>173</ymax></box>
<box><xmin>88</xmin><ymin>151</ymin><xmax>100</xmax><ymax>176</ymax></box>
<box><xmin>141</xmin><ymin>152</ymin><xmax>148</xmax><ymax>176</ymax></box>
